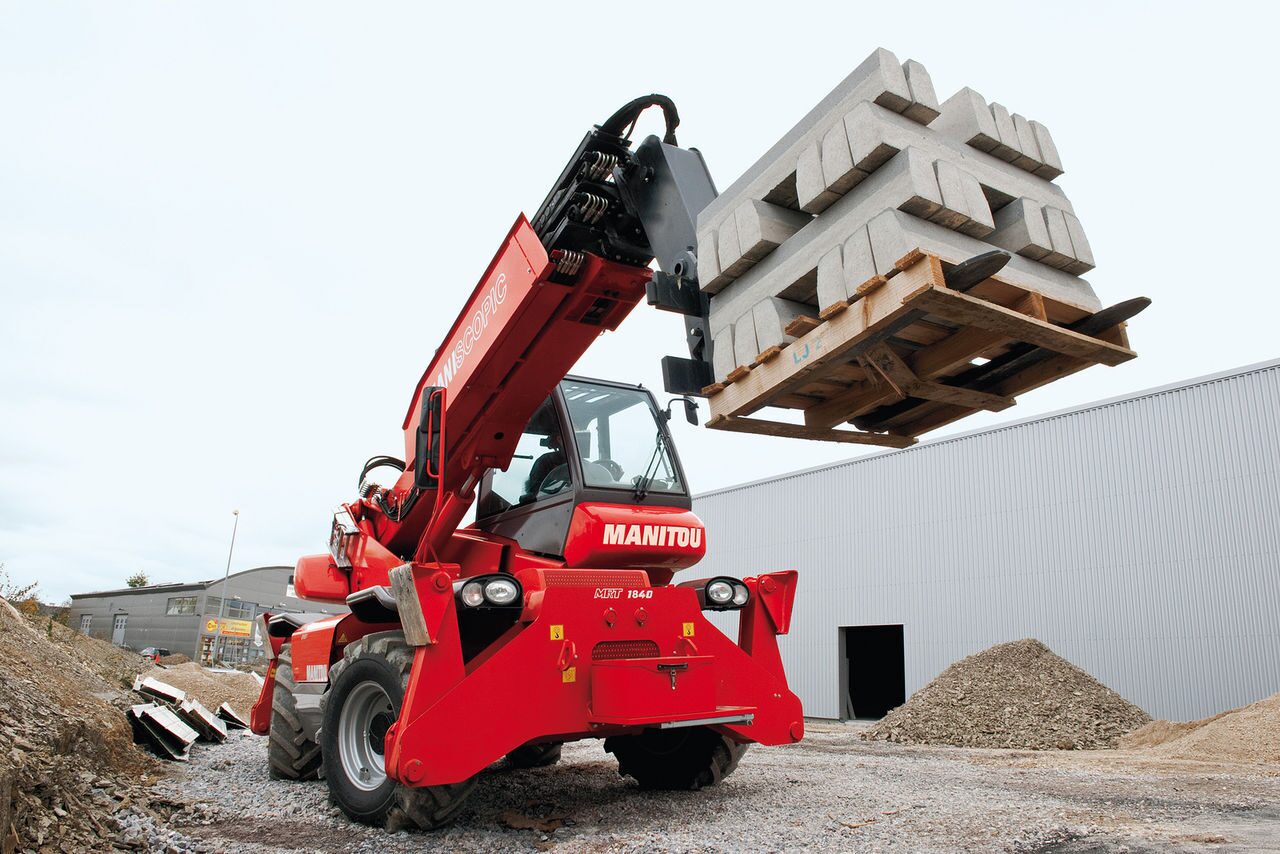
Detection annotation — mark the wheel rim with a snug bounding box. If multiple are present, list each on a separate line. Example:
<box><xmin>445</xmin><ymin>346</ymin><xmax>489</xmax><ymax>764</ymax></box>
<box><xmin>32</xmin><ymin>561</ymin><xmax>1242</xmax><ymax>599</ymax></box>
<box><xmin>338</xmin><ymin>681</ymin><xmax>395</xmax><ymax>792</ymax></box>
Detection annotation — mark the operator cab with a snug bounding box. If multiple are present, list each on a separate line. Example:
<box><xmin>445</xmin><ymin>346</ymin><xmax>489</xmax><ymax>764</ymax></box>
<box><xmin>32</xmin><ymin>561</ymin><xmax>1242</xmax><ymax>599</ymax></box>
<box><xmin>475</xmin><ymin>376</ymin><xmax>691</xmax><ymax>558</ymax></box>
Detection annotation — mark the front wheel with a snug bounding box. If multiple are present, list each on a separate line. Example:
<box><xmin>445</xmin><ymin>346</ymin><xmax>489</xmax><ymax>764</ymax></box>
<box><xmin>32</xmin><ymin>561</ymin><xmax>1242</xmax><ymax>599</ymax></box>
<box><xmin>319</xmin><ymin>632</ymin><xmax>477</xmax><ymax>830</ymax></box>
<box><xmin>604</xmin><ymin>726</ymin><xmax>747</xmax><ymax>790</ymax></box>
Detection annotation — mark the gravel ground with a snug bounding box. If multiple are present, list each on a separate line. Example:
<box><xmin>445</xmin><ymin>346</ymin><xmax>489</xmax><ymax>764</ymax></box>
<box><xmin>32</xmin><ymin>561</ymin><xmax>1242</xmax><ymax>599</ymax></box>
<box><xmin>152</xmin><ymin>722</ymin><xmax>1280</xmax><ymax>854</ymax></box>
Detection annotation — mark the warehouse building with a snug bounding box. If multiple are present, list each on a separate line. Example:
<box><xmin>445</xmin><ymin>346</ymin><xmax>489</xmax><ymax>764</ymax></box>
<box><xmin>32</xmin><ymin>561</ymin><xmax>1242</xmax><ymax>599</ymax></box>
<box><xmin>69</xmin><ymin>566</ymin><xmax>339</xmax><ymax>664</ymax></box>
<box><xmin>696</xmin><ymin>359</ymin><xmax>1280</xmax><ymax>722</ymax></box>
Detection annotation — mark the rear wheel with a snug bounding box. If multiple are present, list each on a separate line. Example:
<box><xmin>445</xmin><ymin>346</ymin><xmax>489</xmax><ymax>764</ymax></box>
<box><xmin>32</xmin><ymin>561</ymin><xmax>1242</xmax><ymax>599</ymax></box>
<box><xmin>505</xmin><ymin>742</ymin><xmax>562</xmax><ymax>769</ymax></box>
<box><xmin>268</xmin><ymin>646</ymin><xmax>321</xmax><ymax>780</ymax></box>
<box><xmin>319</xmin><ymin>631</ymin><xmax>477</xmax><ymax>830</ymax></box>
<box><xmin>604</xmin><ymin>726</ymin><xmax>747</xmax><ymax>790</ymax></box>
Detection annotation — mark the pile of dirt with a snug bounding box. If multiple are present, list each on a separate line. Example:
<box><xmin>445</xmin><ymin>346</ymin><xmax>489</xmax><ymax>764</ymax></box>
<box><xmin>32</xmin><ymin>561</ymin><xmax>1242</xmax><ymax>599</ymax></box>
<box><xmin>154</xmin><ymin>662</ymin><xmax>261</xmax><ymax>715</ymax></box>
<box><xmin>0</xmin><ymin>600</ymin><xmax>175</xmax><ymax>850</ymax></box>
<box><xmin>863</xmin><ymin>639</ymin><xmax>1151</xmax><ymax>750</ymax></box>
<box><xmin>1120</xmin><ymin>692</ymin><xmax>1280</xmax><ymax>764</ymax></box>
<box><xmin>157</xmin><ymin>652</ymin><xmax>191</xmax><ymax>665</ymax></box>
<box><xmin>28</xmin><ymin>612</ymin><xmax>153</xmax><ymax>689</ymax></box>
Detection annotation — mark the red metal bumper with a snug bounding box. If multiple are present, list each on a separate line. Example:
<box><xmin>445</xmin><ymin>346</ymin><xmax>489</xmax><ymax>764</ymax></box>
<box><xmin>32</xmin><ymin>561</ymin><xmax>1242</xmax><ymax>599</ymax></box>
<box><xmin>384</xmin><ymin>569</ymin><xmax>803</xmax><ymax>787</ymax></box>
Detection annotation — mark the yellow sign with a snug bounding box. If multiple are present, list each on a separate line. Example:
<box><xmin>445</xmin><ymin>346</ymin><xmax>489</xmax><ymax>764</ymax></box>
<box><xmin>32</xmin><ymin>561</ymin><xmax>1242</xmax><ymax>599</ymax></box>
<box><xmin>204</xmin><ymin>616</ymin><xmax>253</xmax><ymax>637</ymax></box>
<box><xmin>550</xmin><ymin>624</ymin><xmax>564</xmax><ymax>640</ymax></box>
<box><xmin>562</xmin><ymin>666</ymin><xmax>576</xmax><ymax>683</ymax></box>
<box><xmin>682</xmin><ymin>622</ymin><xmax>696</xmax><ymax>637</ymax></box>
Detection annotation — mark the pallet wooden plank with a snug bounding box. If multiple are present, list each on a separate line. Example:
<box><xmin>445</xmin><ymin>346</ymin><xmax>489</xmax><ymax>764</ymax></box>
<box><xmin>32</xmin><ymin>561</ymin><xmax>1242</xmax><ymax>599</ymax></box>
<box><xmin>908</xmin><ymin>325</ymin><xmax>1008</xmax><ymax>378</ymax></box>
<box><xmin>706</xmin><ymin>414</ymin><xmax>915</xmax><ymax>447</ymax></box>
<box><xmin>707</xmin><ymin>255</ymin><xmax>945</xmax><ymax>420</ymax></box>
<box><xmin>908</xmin><ymin>287</ymin><xmax>1134</xmax><ymax>366</ymax></box>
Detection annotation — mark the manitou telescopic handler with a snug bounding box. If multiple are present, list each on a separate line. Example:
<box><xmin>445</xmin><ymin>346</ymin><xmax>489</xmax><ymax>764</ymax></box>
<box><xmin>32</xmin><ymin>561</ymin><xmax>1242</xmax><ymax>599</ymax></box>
<box><xmin>250</xmin><ymin>96</ymin><xmax>809</xmax><ymax>830</ymax></box>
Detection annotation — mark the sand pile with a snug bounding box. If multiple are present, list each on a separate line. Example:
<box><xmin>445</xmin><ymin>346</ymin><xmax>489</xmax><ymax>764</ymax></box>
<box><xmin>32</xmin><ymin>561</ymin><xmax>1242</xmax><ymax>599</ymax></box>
<box><xmin>863</xmin><ymin>639</ymin><xmax>1150</xmax><ymax>750</ymax></box>
<box><xmin>154</xmin><ymin>661</ymin><xmax>261</xmax><ymax>714</ymax></box>
<box><xmin>0</xmin><ymin>600</ymin><xmax>167</xmax><ymax>851</ymax></box>
<box><xmin>1120</xmin><ymin>692</ymin><xmax>1280</xmax><ymax>764</ymax></box>
<box><xmin>157</xmin><ymin>652</ymin><xmax>191</xmax><ymax>665</ymax></box>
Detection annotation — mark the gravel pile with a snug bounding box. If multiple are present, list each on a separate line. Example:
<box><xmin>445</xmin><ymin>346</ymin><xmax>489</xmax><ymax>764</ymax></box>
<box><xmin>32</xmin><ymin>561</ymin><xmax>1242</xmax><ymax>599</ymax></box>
<box><xmin>1121</xmin><ymin>691</ymin><xmax>1280</xmax><ymax>764</ymax></box>
<box><xmin>0</xmin><ymin>599</ymin><xmax>196</xmax><ymax>851</ymax></box>
<box><xmin>155</xmin><ymin>661</ymin><xmax>263</xmax><ymax>715</ymax></box>
<box><xmin>33</xmin><ymin>611</ymin><xmax>153</xmax><ymax>689</ymax></box>
<box><xmin>863</xmin><ymin>639</ymin><xmax>1151</xmax><ymax>750</ymax></box>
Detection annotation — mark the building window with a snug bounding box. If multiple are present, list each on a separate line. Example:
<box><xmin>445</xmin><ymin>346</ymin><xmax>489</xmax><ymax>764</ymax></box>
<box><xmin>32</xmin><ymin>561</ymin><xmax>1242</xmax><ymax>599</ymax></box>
<box><xmin>205</xmin><ymin>596</ymin><xmax>258</xmax><ymax>620</ymax></box>
<box><xmin>166</xmin><ymin>596</ymin><xmax>197</xmax><ymax>616</ymax></box>
<box><xmin>80</xmin><ymin>614</ymin><xmax>91</xmax><ymax>633</ymax></box>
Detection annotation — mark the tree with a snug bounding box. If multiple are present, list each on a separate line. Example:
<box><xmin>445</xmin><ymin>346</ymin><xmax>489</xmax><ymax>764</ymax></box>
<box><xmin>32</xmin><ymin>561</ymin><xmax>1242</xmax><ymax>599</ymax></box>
<box><xmin>126</xmin><ymin>571</ymin><xmax>150</xmax><ymax>588</ymax></box>
<box><xmin>0</xmin><ymin>562</ymin><xmax>38</xmax><ymax>604</ymax></box>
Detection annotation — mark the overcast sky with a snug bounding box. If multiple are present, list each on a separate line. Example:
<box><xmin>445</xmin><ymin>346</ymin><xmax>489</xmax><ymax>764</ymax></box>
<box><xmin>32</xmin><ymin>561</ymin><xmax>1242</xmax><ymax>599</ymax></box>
<box><xmin>3</xmin><ymin>2</ymin><xmax>1277</xmax><ymax>602</ymax></box>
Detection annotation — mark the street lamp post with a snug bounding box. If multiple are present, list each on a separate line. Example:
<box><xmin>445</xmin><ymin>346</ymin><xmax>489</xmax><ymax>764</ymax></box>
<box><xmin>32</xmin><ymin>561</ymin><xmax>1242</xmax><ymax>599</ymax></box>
<box><xmin>212</xmin><ymin>510</ymin><xmax>240</xmax><ymax>667</ymax></box>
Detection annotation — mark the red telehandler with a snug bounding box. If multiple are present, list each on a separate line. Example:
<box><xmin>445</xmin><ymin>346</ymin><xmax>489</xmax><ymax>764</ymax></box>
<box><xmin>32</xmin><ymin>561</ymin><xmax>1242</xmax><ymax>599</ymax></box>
<box><xmin>249</xmin><ymin>96</ymin><xmax>814</xmax><ymax>830</ymax></box>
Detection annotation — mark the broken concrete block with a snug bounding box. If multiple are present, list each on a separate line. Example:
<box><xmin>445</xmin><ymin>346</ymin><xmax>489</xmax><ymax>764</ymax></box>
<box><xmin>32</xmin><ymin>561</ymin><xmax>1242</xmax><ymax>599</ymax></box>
<box><xmin>127</xmin><ymin>703</ymin><xmax>198</xmax><ymax>761</ymax></box>
<box><xmin>133</xmin><ymin>675</ymin><xmax>186</xmax><ymax>706</ymax></box>
<box><xmin>862</xmin><ymin>208</ymin><xmax>1101</xmax><ymax>312</ymax></box>
<box><xmin>902</xmin><ymin>59</ymin><xmax>940</xmax><ymax>125</ymax></box>
<box><xmin>1030</xmin><ymin>120</ymin><xmax>1064</xmax><ymax>179</ymax></box>
<box><xmin>753</xmin><ymin>296</ymin><xmax>818</xmax><ymax>351</ymax></box>
<box><xmin>216</xmin><ymin>703</ymin><xmax>250</xmax><ymax>730</ymax></box>
<box><xmin>176</xmin><ymin>698</ymin><xmax>228</xmax><ymax>743</ymax></box>
<box><xmin>988</xmin><ymin>197</ymin><xmax>1052</xmax><ymax>260</ymax></box>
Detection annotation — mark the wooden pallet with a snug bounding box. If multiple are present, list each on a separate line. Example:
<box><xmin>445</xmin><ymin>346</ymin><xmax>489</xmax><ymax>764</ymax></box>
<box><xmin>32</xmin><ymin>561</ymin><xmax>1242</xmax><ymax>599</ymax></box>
<box><xmin>704</xmin><ymin>250</ymin><xmax>1148</xmax><ymax>445</ymax></box>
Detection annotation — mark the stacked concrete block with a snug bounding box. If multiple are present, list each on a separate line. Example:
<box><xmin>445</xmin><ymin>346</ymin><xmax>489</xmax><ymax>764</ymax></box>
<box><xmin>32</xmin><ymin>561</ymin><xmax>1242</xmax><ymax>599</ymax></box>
<box><xmin>701</xmin><ymin>49</ymin><xmax>1102</xmax><ymax>383</ymax></box>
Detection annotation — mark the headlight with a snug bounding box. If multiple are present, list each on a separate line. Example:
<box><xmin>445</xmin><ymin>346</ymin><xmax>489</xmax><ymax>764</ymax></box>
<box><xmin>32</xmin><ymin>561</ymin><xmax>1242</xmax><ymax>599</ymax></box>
<box><xmin>706</xmin><ymin>580</ymin><xmax>734</xmax><ymax>605</ymax></box>
<box><xmin>454</xmin><ymin>574</ymin><xmax>523</xmax><ymax>609</ymax></box>
<box><xmin>484</xmin><ymin>577</ymin><xmax>519</xmax><ymax>606</ymax></box>
<box><xmin>680</xmin><ymin>576</ymin><xmax>751</xmax><ymax>611</ymax></box>
<box><xmin>459</xmin><ymin>581</ymin><xmax>485</xmax><ymax>608</ymax></box>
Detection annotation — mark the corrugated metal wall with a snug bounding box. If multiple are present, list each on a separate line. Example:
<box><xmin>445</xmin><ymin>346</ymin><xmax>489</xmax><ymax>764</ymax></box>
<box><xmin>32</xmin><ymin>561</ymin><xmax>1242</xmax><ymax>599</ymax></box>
<box><xmin>694</xmin><ymin>360</ymin><xmax>1280</xmax><ymax>721</ymax></box>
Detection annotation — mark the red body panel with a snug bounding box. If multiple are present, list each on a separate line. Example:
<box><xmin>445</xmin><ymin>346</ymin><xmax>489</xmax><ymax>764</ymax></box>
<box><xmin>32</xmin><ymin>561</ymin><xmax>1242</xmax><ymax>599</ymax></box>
<box><xmin>563</xmin><ymin>502</ymin><xmax>706</xmax><ymax>577</ymax></box>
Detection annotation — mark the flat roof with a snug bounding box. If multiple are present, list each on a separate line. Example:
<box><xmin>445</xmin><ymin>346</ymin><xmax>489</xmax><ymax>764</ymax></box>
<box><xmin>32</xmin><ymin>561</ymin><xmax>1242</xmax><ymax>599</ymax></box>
<box><xmin>70</xmin><ymin>565</ymin><xmax>293</xmax><ymax>600</ymax></box>
<box><xmin>696</xmin><ymin>356</ymin><xmax>1280</xmax><ymax>501</ymax></box>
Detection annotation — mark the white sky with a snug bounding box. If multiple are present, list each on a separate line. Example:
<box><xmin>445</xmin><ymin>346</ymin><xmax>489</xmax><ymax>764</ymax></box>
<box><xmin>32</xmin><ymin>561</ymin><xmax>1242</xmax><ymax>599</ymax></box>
<box><xmin>3</xmin><ymin>2</ymin><xmax>1277</xmax><ymax>602</ymax></box>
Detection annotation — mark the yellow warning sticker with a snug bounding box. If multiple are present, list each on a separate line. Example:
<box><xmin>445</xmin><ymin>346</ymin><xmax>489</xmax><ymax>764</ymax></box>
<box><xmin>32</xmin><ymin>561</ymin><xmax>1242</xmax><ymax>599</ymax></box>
<box><xmin>337</xmin><ymin>632</ymin><xmax>348</xmax><ymax>644</ymax></box>
<box><xmin>562</xmin><ymin>666</ymin><xmax>576</xmax><ymax>683</ymax></box>
<box><xmin>550</xmin><ymin>625</ymin><xmax>564</xmax><ymax>641</ymax></box>
<box><xmin>682</xmin><ymin>622</ymin><xmax>696</xmax><ymax>637</ymax></box>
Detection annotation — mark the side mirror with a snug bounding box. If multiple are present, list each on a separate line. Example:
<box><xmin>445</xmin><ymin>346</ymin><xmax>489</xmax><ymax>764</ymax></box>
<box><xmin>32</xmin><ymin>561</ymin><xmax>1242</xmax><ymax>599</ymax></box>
<box><xmin>663</xmin><ymin>396</ymin><xmax>699</xmax><ymax>426</ymax></box>
<box><xmin>414</xmin><ymin>387</ymin><xmax>446</xmax><ymax>489</ymax></box>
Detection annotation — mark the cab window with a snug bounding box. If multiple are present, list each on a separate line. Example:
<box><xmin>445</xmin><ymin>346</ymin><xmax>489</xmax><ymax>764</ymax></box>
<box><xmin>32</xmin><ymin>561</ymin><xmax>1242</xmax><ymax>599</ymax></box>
<box><xmin>478</xmin><ymin>397</ymin><xmax>573</xmax><ymax>517</ymax></box>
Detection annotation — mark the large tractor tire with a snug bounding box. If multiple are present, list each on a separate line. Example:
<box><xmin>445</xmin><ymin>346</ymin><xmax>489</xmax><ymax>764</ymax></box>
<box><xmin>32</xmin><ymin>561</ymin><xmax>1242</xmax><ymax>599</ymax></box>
<box><xmin>268</xmin><ymin>646</ymin><xmax>322</xmax><ymax>780</ymax></box>
<box><xmin>604</xmin><ymin>727</ymin><xmax>747</xmax><ymax>790</ymax></box>
<box><xmin>505</xmin><ymin>742</ymin><xmax>562</xmax><ymax>769</ymax></box>
<box><xmin>319</xmin><ymin>631</ymin><xmax>477</xmax><ymax>830</ymax></box>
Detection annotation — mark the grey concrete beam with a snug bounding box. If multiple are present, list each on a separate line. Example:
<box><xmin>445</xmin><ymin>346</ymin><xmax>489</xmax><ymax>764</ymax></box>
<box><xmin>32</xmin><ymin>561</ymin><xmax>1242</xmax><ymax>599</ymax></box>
<box><xmin>753</xmin><ymin>296</ymin><xmax>819</xmax><ymax>352</ymax></box>
<box><xmin>902</xmin><ymin>59</ymin><xmax>941</xmax><ymax>125</ymax></box>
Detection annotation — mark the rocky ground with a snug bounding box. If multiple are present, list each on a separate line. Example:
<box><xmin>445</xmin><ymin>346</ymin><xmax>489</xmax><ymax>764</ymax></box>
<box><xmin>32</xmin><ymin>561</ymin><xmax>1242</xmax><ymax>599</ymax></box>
<box><xmin>151</xmin><ymin>721</ymin><xmax>1280</xmax><ymax>854</ymax></box>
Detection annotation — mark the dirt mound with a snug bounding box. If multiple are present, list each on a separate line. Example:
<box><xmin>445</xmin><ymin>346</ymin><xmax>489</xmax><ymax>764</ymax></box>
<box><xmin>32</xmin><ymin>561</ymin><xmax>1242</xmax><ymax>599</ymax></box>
<box><xmin>28</xmin><ymin>611</ymin><xmax>153</xmax><ymax>689</ymax></box>
<box><xmin>1121</xmin><ymin>692</ymin><xmax>1280</xmax><ymax>764</ymax></box>
<box><xmin>154</xmin><ymin>662</ymin><xmax>262</xmax><ymax>715</ymax></box>
<box><xmin>0</xmin><ymin>599</ymin><xmax>167</xmax><ymax>850</ymax></box>
<box><xmin>158</xmin><ymin>652</ymin><xmax>191</xmax><ymax>665</ymax></box>
<box><xmin>863</xmin><ymin>639</ymin><xmax>1150</xmax><ymax>750</ymax></box>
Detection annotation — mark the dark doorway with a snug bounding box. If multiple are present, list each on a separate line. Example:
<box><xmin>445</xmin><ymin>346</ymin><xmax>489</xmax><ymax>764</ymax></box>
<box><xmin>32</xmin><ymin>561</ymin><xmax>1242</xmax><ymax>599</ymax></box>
<box><xmin>839</xmin><ymin>625</ymin><xmax>905</xmax><ymax>719</ymax></box>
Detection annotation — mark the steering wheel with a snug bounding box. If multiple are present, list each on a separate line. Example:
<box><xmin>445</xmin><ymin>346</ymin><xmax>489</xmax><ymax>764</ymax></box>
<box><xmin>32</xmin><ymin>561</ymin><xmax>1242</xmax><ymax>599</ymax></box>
<box><xmin>537</xmin><ymin>464</ymin><xmax>572</xmax><ymax>497</ymax></box>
